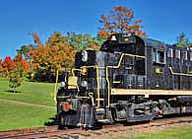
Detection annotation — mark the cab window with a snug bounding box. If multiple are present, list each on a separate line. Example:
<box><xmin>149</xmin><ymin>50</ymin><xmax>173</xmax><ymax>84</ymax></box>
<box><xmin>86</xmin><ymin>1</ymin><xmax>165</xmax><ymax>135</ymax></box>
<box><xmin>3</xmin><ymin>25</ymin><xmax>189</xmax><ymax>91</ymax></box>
<box><xmin>152</xmin><ymin>48</ymin><xmax>165</xmax><ymax>64</ymax></box>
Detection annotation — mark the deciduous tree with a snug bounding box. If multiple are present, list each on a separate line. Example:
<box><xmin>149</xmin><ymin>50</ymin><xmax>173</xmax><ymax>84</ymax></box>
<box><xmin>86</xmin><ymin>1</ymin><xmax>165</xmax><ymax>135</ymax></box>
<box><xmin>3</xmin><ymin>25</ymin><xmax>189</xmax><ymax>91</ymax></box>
<box><xmin>7</xmin><ymin>54</ymin><xmax>30</xmax><ymax>93</ymax></box>
<box><xmin>1</xmin><ymin>56</ymin><xmax>16</xmax><ymax>77</ymax></box>
<box><xmin>0</xmin><ymin>58</ymin><xmax>3</xmax><ymax>77</ymax></box>
<box><xmin>28</xmin><ymin>32</ymin><xmax>76</xmax><ymax>82</ymax></box>
<box><xmin>14</xmin><ymin>54</ymin><xmax>30</xmax><ymax>74</ymax></box>
<box><xmin>98</xmin><ymin>6</ymin><xmax>145</xmax><ymax>39</ymax></box>
<box><xmin>23</xmin><ymin>32</ymin><xmax>101</xmax><ymax>81</ymax></box>
<box><xmin>9</xmin><ymin>72</ymin><xmax>23</xmax><ymax>93</ymax></box>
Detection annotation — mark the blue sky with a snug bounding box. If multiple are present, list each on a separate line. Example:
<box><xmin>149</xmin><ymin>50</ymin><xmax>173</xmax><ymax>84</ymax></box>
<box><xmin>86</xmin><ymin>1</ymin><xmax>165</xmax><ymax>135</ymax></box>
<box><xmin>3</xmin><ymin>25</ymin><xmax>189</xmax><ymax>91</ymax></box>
<box><xmin>0</xmin><ymin>0</ymin><xmax>192</xmax><ymax>59</ymax></box>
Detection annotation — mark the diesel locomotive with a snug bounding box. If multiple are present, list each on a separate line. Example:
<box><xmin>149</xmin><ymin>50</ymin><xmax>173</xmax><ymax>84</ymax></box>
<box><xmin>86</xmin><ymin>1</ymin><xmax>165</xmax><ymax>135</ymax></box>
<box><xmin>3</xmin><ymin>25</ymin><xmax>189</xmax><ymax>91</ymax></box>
<box><xmin>56</xmin><ymin>33</ymin><xmax>192</xmax><ymax>128</ymax></box>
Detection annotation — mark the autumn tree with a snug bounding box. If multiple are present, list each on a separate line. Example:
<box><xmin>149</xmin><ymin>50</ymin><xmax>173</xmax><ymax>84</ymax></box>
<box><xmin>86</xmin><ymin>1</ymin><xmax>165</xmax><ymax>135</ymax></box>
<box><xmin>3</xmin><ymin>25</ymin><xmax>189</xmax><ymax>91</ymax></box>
<box><xmin>8</xmin><ymin>54</ymin><xmax>30</xmax><ymax>93</ymax></box>
<box><xmin>22</xmin><ymin>32</ymin><xmax>102</xmax><ymax>82</ymax></box>
<box><xmin>0</xmin><ymin>58</ymin><xmax>3</xmax><ymax>77</ymax></box>
<box><xmin>46</xmin><ymin>32</ymin><xmax>66</xmax><ymax>47</ymax></box>
<box><xmin>176</xmin><ymin>32</ymin><xmax>191</xmax><ymax>48</ymax></box>
<box><xmin>32</xmin><ymin>32</ymin><xmax>43</xmax><ymax>47</ymax></box>
<box><xmin>1</xmin><ymin>56</ymin><xmax>16</xmax><ymax>77</ymax></box>
<box><xmin>98</xmin><ymin>6</ymin><xmax>145</xmax><ymax>39</ymax></box>
<box><xmin>28</xmin><ymin>32</ymin><xmax>76</xmax><ymax>81</ymax></box>
<box><xmin>13</xmin><ymin>54</ymin><xmax>30</xmax><ymax>74</ymax></box>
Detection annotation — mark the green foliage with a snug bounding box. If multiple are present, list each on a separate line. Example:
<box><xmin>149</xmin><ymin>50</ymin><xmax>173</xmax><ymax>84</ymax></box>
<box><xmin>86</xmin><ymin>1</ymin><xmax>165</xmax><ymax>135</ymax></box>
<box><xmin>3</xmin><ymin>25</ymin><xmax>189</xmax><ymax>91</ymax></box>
<box><xmin>65</xmin><ymin>32</ymin><xmax>101</xmax><ymax>51</ymax></box>
<box><xmin>16</xmin><ymin>44</ymin><xmax>34</xmax><ymax>60</ymax></box>
<box><xmin>176</xmin><ymin>32</ymin><xmax>191</xmax><ymax>48</ymax></box>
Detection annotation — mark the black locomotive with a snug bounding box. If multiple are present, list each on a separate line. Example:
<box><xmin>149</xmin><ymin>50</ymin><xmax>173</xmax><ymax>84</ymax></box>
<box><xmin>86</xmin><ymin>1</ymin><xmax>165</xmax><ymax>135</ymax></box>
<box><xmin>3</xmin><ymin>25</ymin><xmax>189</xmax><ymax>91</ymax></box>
<box><xmin>56</xmin><ymin>33</ymin><xmax>192</xmax><ymax>128</ymax></box>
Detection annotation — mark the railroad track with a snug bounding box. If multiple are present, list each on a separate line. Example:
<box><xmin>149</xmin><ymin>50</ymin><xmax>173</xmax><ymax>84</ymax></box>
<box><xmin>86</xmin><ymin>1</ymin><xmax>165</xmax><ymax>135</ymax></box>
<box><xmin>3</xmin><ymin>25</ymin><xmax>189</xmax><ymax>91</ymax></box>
<box><xmin>1</xmin><ymin>116</ymin><xmax>192</xmax><ymax>139</ymax></box>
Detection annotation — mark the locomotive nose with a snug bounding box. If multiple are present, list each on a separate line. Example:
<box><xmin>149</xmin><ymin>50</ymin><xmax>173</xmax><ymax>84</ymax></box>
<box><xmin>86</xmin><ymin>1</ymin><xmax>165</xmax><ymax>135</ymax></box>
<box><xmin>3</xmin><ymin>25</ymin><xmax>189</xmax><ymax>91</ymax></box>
<box><xmin>75</xmin><ymin>50</ymin><xmax>96</xmax><ymax>68</ymax></box>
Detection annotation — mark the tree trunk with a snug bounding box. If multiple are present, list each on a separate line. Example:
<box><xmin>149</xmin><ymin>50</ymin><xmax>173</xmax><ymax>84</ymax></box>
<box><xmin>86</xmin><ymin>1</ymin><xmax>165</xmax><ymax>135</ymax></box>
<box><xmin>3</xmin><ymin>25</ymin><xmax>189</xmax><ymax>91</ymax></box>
<box><xmin>13</xmin><ymin>87</ymin><xmax>16</xmax><ymax>93</ymax></box>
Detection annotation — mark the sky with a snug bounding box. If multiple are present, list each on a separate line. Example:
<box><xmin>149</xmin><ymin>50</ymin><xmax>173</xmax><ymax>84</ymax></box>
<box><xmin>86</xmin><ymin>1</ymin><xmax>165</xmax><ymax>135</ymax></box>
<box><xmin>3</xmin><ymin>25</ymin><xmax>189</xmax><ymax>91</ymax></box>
<box><xmin>0</xmin><ymin>0</ymin><xmax>192</xmax><ymax>59</ymax></box>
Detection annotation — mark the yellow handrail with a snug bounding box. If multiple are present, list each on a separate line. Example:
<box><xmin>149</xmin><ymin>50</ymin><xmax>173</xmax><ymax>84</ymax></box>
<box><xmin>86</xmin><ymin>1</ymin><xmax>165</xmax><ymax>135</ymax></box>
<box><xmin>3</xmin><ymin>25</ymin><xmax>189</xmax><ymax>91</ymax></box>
<box><xmin>168</xmin><ymin>67</ymin><xmax>192</xmax><ymax>77</ymax></box>
<box><xmin>105</xmin><ymin>53</ymin><xmax>146</xmax><ymax>107</ymax></box>
<box><xmin>70</xmin><ymin>52</ymin><xmax>146</xmax><ymax>108</ymax></box>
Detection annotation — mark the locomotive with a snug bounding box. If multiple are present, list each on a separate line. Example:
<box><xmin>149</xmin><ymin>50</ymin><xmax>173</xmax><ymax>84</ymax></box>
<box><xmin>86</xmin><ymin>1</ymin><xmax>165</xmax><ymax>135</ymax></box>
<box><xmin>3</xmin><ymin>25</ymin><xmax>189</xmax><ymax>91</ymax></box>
<box><xmin>56</xmin><ymin>33</ymin><xmax>192</xmax><ymax>128</ymax></box>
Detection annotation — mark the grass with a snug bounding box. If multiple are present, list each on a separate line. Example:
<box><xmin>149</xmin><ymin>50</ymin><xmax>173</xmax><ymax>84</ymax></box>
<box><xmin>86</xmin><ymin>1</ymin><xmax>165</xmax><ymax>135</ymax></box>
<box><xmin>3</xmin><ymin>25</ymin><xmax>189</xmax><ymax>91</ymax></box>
<box><xmin>1</xmin><ymin>77</ymin><xmax>192</xmax><ymax>139</ymax></box>
<box><xmin>114</xmin><ymin>126</ymin><xmax>192</xmax><ymax>139</ymax></box>
<box><xmin>0</xmin><ymin>101</ymin><xmax>55</xmax><ymax>130</ymax></box>
<box><xmin>0</xmin><ymin>78</ymin><xmax>56</xmax><ymax>131</ymax></box>
<box><xmin>0</xmin><ymin>78</ymin><xmax>56</xmax><ymax>106</ymax></box>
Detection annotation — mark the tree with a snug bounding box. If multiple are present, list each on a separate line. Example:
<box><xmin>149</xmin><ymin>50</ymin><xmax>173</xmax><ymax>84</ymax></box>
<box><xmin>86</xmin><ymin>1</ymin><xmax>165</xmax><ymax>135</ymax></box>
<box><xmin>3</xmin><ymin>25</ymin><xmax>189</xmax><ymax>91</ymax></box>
<box><xmin>29</xmin><ymin>42</ymin><xmax>75</xmax><ymax>71</ymax></box>
<box><xmin>28</xmin><ymin>32</ymin><xmax>76</xmax><ymax>81</ymax></box>
<box><xmin>32</xmin><ymin>32</ymin><xmax>43</xmax><ymax>47</ymax></box>
<box><xmin>0</xmin><ymin>58</ymin><xmax>3</xmax><ymax>77</ymax></box>
<box><xmin>65</xmin><ymin>32</ymin><xmax>100</xmax><ymax>51</ymax></box>
<box><xmin>9</xmin><ymin>72</ymin><xmax>23</xmax><ymax>93</ymax></box>
<box><xmin>16</xmin><ymin>44</ymin><xmax>34</xmax><ymax>60</ymax></box>
<box><xmin>98</xmin><ymin>6</ymin><xmax>145</xmax><ymax>39</ymax></box>
<box><xmin>22</xmin><ymin>32</ymin><xmax>101</xmax><ymax>82</ymax></box>
<box><xmin>1</xmin><ymin>56</ymin><xmax>16</xmax><ymax>77</ymax></box>
<box><xmin>14</xmin><ymin>54</ymin><xmax>30</xmax><ymax>74</ymax></box>
<box><xmin>8</xmin><ymin>54</ymin><xmax>30</xmax><ymax>93</ymax></box>
<box><xmin>176</xmin><ymin>32</ymin><xmax>190</xmax><ymax>48</ymax></box>
<box><xmin>46</xmin><ymin>32</ymin><xmax>66</xmax><ymax>47</ymax></box>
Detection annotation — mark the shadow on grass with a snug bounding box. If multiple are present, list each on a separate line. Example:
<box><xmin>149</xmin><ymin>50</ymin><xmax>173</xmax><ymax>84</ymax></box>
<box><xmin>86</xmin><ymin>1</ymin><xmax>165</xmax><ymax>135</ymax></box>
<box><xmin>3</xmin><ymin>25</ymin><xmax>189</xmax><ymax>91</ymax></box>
<box><xmin>44</xmin><ymin>116</ymin><xmax>58</xmax><ymax>126</ymax></box>
<box><xmin>5</xmin><ymin>90</ymin><xmax>21</xmax><ymax>93</ymax></box>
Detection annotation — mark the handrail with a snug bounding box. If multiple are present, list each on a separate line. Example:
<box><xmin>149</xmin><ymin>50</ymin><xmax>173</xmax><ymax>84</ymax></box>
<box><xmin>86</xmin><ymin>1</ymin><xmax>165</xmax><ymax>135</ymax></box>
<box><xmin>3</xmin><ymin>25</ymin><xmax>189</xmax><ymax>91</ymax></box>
<box><xmin>74</xmin><ymin>52</ymin><xmax>146</xmax><ymax>108</ymax></box>
<box><xmin>168</xmin><ymin>67</ymin><xmax>192</xmax><ymax>77</ymax></box>
<box><xmin>105</xmin><ymin>53</ymin><xmax>146</xmax><ymax>107</ymax></box>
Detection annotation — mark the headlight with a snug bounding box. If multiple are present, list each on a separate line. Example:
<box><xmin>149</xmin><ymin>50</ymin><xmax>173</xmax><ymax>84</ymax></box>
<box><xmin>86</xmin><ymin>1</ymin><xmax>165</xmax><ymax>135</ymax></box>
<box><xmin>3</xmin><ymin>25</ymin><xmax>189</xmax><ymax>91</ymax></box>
<box><xmin>81</xmin><ymin>81</ymin><xmax>88</xmax><ymax>88</ymax></box>
<box><xmin>82</xmin><ymin>50</ymin><xmax>88</xmax><ymax>62</ymax></box>
<box><xmin>61</xmin><ymin>81</ymin><xmax>65</xmax><ymax>87</ymax></box>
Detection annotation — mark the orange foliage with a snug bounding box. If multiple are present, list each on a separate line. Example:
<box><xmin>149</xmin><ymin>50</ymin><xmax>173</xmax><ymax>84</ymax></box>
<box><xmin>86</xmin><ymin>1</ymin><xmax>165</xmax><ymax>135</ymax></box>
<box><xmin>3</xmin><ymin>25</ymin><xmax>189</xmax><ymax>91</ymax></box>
<box><xmin>14</xmin><ymin>54</ymin><xmax>30</xmax><ymax>73</ymax></box>
<box><xmin>32</xmin><ymin>33</ymin><xmax>43</xmax><ymax>47</ymax></box>
<box><xmin>98</xmin><ymin>6</ymin><xmax>145</xmax><ymax>38</ymax></box>
<box><xmin>0</xmin><ymin>55</ymin><xmax>30</xmax><ymax>76</ymax></box>
<box><xmin>0</xmin><ymin>59</ymin><xmax>3</xmax><ymax>73</ymax></box>
<box><xmin>29</xmin><ymin>42</ymin><xmax>76</xmax><ymax>72</ymax></box>
<box><xmin>1</xmin><ymin>56</ymin><xmax>16</xmax><ymax>75</ymax></box>
<box><xmin>87</xmin><ymin>43</ymin><xmax>100</xmax><ymax>50</ymax></box>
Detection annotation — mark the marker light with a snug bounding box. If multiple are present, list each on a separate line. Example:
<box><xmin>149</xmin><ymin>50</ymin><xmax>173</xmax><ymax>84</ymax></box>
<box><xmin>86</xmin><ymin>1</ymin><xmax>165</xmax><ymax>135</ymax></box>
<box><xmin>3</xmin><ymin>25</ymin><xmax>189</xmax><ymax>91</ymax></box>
<box><xmin>82</xmin><ymin>50</ymin><xmax>88</xmax><ymax>62</ymax></box>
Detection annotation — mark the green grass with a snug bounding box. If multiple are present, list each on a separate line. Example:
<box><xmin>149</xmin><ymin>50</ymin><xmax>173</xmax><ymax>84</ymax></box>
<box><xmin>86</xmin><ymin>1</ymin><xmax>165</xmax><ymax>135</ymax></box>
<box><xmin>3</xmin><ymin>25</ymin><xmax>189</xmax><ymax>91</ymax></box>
<box><xmin>0</xmin><ymin>78</ymin><xmax>55</xmax><ymax>106</ymax></box>
<box><xmin>114</xmin><ymin>126</ymin><xmax>192</xmax><ymax>139</ymax></box>
<box><xmin>0</xmin><ymin>79</ymin><xmax>56</xmax><ymax>131</ymax></box>
<box><xmin>0</xmin><ymin>101</ymin><xmax>55</xmax><ymax>130</ymax></box>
